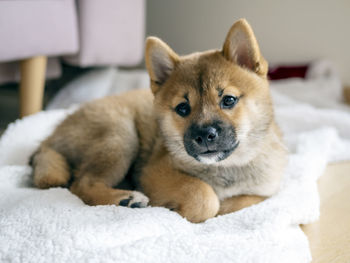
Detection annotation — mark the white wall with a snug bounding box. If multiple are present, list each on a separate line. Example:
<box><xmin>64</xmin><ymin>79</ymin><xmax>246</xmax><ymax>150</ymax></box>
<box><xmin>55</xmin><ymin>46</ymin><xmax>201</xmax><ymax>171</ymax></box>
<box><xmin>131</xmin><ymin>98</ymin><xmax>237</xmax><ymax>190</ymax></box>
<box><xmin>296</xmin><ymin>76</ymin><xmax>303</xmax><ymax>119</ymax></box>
<box><xmin>146</xmin><ymin>0</ymin><xmax>350</xmax><ymax>84</ymax></box>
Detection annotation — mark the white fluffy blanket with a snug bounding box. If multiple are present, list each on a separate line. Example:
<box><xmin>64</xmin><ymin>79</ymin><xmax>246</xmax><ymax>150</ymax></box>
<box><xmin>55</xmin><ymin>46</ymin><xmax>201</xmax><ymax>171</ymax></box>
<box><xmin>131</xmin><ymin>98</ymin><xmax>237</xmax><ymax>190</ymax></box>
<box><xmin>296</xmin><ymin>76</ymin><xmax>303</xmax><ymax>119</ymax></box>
<box><xmin>1</xmin><ymin>64</ymin><xmax>350</xmax><ymax>262</ymax></box>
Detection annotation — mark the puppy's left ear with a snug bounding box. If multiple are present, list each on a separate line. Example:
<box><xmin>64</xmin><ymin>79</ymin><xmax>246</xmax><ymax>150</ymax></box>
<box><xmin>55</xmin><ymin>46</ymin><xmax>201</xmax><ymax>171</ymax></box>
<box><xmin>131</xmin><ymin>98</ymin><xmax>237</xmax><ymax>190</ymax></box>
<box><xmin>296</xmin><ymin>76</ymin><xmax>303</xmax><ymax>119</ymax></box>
<box><xmin>145</xmin><ymin>37</ymin><xmax>179</xmax><ymax>94</ymax></box>
<box><xmin>223</xmin><ymin>19</ymin><xmax>268</xmax><ymax>77</ymax></box>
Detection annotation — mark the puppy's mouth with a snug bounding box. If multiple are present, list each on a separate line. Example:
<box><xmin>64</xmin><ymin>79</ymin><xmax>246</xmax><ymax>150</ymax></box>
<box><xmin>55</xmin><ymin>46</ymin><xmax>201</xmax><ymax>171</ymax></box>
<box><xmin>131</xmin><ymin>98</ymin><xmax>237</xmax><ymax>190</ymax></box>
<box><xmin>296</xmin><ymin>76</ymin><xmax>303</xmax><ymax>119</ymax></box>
<box><xmin>200</xmin><ymin>150</ymin><xmax>220</xmax><ymax>156</ymax></box>
<box><xmin>195</xmin><ymin>142</ymin><xmax>239</xmax><ymax>164</ymax></box>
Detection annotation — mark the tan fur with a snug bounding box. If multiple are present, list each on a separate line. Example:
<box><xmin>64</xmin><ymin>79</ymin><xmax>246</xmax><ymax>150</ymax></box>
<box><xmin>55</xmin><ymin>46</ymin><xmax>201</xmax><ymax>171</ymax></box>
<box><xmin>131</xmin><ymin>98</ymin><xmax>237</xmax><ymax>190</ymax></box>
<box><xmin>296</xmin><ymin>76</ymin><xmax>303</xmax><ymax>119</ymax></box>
<box><xmin>31</xmin><ymin>19</ymin><xmax>287</xmax><ymax>222</ymax></box>
<box><xmin>140</xmin><ymin>145</ymin><xmax>220</xmax><ymax>223</ymax></box>
<box><xmin>218</xmin><ymin>195</ymin><xmax>267</xmax><ymax>215</ymax></box>
<box><xmin>32</xmin><ymin>146</ymin><xmax>70</xmax><ymax>188</ymax></box>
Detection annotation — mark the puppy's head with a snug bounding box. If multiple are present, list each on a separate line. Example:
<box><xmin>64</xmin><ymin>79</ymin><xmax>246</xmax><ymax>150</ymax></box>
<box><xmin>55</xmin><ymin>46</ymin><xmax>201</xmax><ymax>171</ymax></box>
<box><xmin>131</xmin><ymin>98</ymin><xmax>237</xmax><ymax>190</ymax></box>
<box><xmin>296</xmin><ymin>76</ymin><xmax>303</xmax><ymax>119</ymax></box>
<box><xmin>145</xmin><ymin>19</ymin><xmax>273</xmax><ymax>166</ymax></box>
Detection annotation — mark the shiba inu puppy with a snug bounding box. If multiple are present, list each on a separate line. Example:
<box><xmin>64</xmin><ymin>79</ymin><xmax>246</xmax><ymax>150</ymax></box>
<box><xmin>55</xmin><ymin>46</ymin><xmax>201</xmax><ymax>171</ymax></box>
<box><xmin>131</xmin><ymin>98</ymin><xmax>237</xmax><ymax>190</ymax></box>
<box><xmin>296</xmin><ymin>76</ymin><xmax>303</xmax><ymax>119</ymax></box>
<box><xmin>31</xmin><ymin>19</ymin><xmax>287</xmax><ymax>223</ymax></box>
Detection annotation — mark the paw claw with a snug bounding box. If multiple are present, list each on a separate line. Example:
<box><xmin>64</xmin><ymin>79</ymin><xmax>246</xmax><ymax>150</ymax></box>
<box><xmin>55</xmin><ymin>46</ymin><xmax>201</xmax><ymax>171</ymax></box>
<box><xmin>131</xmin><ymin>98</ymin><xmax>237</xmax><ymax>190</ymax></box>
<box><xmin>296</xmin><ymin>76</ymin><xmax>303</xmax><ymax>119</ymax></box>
<box><xmin>119</xmin><ymin>198</ymin><xmax>132</xmax><ymax>207</ymax></box>
<box><xmin>130</xmin><ymin>202</ymin><xmax>142</xmax><ymax>208</ymax></box>
<box><xmin>118</xmin><ymin>191</ymin><xmax>149</xmax><ymax>208</ymax></box>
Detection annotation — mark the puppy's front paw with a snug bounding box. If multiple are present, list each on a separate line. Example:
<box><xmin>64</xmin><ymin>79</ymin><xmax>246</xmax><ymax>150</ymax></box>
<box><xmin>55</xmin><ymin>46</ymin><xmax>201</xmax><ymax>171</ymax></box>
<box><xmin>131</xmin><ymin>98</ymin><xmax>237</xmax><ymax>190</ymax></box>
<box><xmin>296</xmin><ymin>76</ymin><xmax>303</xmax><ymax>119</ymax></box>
<box><xmin>158</xmin><ymin>182</ymin><xmax>220</xmax><ymax>223</ymax></box>
<box><xmin>119</xmin><ymin>191</ymin><xmax>149</xmax><ymax>208</ymax></box>
<box><xmin>174</xmin><ymin>193</ymin><xmax>219</xmax><ymax>223</ymax></box>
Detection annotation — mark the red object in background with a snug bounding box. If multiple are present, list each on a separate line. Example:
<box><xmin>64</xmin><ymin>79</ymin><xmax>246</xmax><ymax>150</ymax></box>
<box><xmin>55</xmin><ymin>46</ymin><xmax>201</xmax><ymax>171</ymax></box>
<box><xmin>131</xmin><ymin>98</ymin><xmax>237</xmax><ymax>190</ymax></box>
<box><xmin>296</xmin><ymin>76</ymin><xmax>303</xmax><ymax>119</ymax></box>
<box><xmin>268</xmin><ymin>65</ymin><xmax>309</xmax><ymax>80</ymax></box>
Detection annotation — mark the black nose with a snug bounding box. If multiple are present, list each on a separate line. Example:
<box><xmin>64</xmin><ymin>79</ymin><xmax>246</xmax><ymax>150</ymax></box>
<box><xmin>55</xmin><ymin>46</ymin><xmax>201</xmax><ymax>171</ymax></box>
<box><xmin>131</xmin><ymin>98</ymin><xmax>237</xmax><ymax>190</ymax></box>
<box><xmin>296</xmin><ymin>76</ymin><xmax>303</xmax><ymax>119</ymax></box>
<box><xmin>194</xmin><ymin>126</ymin><xmax>218</xmax><ymax>145</ymax></box>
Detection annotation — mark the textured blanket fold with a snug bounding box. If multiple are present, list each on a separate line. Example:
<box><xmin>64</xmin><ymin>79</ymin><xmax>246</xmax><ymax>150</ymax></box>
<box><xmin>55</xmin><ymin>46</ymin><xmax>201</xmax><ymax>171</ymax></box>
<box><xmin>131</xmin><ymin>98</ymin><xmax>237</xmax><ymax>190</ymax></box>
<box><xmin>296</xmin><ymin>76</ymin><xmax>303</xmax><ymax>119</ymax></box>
<box><xmin>1</xmin><ymin>68</ymin><xmax>350</xmax><ymax>262</ymax></box>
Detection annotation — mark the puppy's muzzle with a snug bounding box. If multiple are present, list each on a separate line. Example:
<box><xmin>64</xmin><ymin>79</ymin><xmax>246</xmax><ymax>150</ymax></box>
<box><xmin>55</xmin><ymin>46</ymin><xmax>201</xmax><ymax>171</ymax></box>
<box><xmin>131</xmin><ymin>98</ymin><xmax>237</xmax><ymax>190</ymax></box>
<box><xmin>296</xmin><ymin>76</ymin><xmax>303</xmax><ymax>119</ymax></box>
<box><xmin>184</xmin><ymin>122</ymin><xmax>237</xmax><ymax>162</ymax></box>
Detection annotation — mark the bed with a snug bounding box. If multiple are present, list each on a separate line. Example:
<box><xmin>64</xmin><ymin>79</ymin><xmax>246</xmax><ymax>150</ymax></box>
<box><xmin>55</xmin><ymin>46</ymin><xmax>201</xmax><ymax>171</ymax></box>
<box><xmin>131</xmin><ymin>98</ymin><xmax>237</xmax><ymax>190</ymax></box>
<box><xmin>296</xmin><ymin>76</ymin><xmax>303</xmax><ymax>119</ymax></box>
<box><xmin>1</xmin><ymin>61</ymin><xmax>349</xmax><ymax>262</ymax></box>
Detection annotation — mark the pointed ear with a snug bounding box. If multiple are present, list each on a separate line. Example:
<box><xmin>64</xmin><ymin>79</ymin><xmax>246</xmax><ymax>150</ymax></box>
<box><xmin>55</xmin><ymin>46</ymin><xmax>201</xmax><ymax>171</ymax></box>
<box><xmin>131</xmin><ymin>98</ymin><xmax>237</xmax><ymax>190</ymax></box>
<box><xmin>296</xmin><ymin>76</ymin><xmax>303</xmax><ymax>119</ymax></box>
<box><xmin>145</xmin><ymin>37</ymin><xmax>179</xmax><ymax>93</ymax></box>
<box><xmin>223</xmin><ymin>19</ymin><xmax>268</xmax><ymax>76</ymax></box>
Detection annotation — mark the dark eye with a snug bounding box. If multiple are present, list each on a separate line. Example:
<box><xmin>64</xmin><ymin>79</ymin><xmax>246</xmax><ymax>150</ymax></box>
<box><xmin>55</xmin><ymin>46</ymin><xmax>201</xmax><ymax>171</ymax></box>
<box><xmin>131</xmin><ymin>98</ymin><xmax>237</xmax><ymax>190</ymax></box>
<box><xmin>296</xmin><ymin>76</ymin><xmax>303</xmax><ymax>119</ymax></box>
<box><xmin>175</xmin><ymin>102</ymin><xmax>191</xmax><ymax>117</ymax></box>
<box><xmin>221</xmin><ymin>95</ymin><xmax>238</xmax><ymax>109</ymax></box>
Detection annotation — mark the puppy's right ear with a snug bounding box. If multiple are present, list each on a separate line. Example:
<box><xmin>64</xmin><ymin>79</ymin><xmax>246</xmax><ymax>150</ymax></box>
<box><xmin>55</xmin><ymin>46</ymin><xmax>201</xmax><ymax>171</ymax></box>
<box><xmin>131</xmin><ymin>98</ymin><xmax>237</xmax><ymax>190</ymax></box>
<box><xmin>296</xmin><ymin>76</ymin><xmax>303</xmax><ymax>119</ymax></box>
<box><xmin>145</xmin><ymin>37</ymin><xmax>179</xmax><ymax>93</ymax></box>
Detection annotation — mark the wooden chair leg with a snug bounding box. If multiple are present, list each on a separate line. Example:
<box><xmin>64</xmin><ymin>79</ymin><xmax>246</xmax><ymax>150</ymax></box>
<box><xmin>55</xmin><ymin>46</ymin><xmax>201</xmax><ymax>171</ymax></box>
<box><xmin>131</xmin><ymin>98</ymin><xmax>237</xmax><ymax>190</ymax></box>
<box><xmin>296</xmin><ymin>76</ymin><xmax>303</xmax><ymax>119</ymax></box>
<box><xmin>19</xmin><ymin>56</ymin><xmax>47</xmax><ymax>118</ymax></box>
<box><xmin>344</xmin><ymin>86</ymin><xmax>350</xmax><ymax>105</ymax></box>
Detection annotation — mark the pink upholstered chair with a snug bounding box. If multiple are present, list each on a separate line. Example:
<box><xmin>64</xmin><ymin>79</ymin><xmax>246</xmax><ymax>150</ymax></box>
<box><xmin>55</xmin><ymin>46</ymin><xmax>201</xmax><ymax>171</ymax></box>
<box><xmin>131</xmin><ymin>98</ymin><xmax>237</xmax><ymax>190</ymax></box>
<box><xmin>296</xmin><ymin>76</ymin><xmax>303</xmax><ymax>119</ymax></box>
<box><xmin>0</xmin><ymin>0</ymin><xmax>145</xmax><ymax>117</ymax></box>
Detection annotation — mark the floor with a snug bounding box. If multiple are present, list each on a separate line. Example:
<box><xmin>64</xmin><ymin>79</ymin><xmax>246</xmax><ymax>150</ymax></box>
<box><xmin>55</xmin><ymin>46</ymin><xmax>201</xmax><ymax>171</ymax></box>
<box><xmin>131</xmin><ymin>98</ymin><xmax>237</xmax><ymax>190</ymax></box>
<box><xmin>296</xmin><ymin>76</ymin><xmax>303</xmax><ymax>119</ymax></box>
<box><xmin>302</xmin><ymin>161</ymin><xmax>350</xmax><ymax>262</ymax></box>
<box><xmin>0</xmin><ymin>83</ymin><xmax>18</xmax><ymax>131</ymax></box>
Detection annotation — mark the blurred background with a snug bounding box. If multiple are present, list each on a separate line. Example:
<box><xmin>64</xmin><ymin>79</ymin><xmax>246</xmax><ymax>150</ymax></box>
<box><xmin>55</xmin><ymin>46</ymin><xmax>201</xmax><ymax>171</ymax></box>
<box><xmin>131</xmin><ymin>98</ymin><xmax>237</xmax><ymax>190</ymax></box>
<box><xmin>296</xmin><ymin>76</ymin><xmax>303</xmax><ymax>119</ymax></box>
<box><xmin>0</xmin><ymin>0</ymin><xmax>349</xmax><ymax>132</ymax></box>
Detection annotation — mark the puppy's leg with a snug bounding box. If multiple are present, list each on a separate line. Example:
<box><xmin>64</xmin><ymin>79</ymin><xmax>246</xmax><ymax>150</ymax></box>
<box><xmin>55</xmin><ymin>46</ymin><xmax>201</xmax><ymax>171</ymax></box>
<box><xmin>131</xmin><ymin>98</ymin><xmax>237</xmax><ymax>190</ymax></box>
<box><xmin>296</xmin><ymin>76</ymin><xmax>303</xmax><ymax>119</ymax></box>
<box><xmin>218</xmin><ymin>195</ymin><xmax>266</xmax><ymax>215</ymax></box>
<box><xmin>69</xmin><ymin>135</ymin><xmax>149</xmax><ymax>208</ymax></box>
<box><xmin>141</xmin><ymin>156</ymin><xmax>220</xmax><ymax>223</ymax></box>
<box><xmin>32</xmin><ymin>146</ymin><xmax>71</xmax><ymax>189</ymax></box>
<box><xmin>70</xmin><ymin>176</ymin><xmax>149</xmax><ymax>208</ymax></box>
